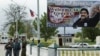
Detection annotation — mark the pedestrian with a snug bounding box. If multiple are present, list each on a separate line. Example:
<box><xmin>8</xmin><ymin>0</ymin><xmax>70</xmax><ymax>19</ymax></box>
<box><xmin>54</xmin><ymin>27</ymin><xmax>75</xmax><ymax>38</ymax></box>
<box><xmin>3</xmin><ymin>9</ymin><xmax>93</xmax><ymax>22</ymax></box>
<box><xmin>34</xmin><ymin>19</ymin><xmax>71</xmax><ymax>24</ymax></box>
<box><xmin>21</xmin><ymin>37</ymin><xmax>27</xmax><ymax>56</ymax></box>
<box><xmin>13</xmin><ymin>38</ymin><xmax>21</xmax><ymax>56</ymax></box>
<box><xmin>5</xmin><ymin>39</ymin><xmax>13</xmax><ymax>56</ymax></box>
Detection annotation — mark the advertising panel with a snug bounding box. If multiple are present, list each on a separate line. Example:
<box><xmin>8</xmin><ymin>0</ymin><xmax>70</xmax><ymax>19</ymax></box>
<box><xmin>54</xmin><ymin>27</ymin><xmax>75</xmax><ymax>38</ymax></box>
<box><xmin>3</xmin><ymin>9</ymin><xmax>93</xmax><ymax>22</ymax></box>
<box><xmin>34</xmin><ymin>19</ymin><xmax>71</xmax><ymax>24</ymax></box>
<box><xmin>47</xmin><ymin>0</ymin><xmax>100</xmax><ymax>27</ymax></box>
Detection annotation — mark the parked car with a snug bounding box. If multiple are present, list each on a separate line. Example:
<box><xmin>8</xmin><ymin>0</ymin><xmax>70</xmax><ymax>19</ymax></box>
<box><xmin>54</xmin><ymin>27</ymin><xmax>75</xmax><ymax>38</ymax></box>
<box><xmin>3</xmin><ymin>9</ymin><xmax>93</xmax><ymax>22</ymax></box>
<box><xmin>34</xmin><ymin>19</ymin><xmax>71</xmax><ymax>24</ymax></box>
<box><xmin>69</xmin><ymin>43</ymin><xmax>90</xmax><ymax>48</ymax></box>
<box><xmin>93</xmin><ymin>44</ymin><xmax>100</xmax><ymax>48</ymax></box>
<box><xmin>0</xmin><ymin>36</ymin><xmax>9</xmax><ymax>44</ymax></box>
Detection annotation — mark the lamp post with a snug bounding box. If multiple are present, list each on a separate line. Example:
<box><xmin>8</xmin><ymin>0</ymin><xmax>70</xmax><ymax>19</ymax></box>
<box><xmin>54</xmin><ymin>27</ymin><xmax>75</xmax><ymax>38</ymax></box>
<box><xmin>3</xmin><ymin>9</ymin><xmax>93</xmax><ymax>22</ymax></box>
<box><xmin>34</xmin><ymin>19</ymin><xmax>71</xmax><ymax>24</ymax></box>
<box><xmin>37</xmin><ymin>0</ymin><xmax>40</xmax><ymax>44</ymax></box>
<box><xmin>15</xmin><ymin>6</ymin><xmax>20</xmax><ymax>38</ymax></box>
<box><xmin>16</xmin><ymin>10</ymin><xmax>20</xmax><ymax>38</ymax></box>
<box><xmin>11</xmin><ymin>0</ymin><xmax>19</xmax><ymax>38</ymax></box>
<box><xmin>37</xmin><ymin>0</ymin><xmax>41</xmax><ymax>56</ymax></box>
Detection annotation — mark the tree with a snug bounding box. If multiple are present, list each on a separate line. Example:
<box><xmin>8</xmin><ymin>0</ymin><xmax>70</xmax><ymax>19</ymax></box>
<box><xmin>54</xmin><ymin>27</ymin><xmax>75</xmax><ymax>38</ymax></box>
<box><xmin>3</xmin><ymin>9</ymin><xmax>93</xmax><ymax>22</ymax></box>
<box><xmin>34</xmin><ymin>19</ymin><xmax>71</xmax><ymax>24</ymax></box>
<box><xmin>33</xmin><ymin>13</ymin><xmax>58</xmax><ymax>42</ymax></box>
<box><xmin>75</xmin><ymin>32</ymin><xmax>82</xmax><ymax>38</ymax></box>
<box><xmin>82</xmin><ymin>27</ymin><xmax>100</xmax><ymax>42</ymax></box>
<box><xmin>24</xmin><ymin>20</ymin><xmax>34</xmax><ymax>39</ymax></box>
<box><xmin>3</xmin><ymin>4</ymin><xmax>27</xmax><ymax>37</ymax></box>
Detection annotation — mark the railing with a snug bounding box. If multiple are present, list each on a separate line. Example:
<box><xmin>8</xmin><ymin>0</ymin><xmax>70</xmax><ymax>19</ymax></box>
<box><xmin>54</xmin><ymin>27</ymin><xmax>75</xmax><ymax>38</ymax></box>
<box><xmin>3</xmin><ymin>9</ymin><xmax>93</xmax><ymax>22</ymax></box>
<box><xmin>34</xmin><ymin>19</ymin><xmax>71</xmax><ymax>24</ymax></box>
<box><xmin>57</xmin><ymin>48</ymin><xmax>100</xmax><ymax>56</ymax></box>
<box><xmin>27</xmin><ymin>44</ymin><xmax>100</xmax><ymax>56</ymax></box>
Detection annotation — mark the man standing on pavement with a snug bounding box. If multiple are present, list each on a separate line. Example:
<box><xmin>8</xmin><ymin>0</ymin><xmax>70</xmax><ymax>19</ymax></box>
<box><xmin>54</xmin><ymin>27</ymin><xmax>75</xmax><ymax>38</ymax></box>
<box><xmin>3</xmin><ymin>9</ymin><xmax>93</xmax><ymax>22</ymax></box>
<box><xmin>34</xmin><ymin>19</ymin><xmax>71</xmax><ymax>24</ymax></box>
<box><xmin>13</xmin><ymin>38</ymin><xmax>21</xmax><ymax>56</ymax></box>
<box><xmin>5</xmin><ymin>39</ymin><xmax>13</xmax><ymax>56</ymax></box>
<box><xmin>21</xmin><ymin>37</ymin><xmax>27</xmax><ymax>56</ymax></box>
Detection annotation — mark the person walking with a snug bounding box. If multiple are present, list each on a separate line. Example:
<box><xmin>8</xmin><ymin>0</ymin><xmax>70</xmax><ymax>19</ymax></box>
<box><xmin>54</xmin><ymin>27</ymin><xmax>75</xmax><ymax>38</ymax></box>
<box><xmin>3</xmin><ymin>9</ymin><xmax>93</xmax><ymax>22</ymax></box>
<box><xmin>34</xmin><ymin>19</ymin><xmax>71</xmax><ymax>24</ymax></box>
<box><xmin>21</xmin><ymin>37</ymin><xmax>27</xmax><ymax>56</ymax></box>
<box><xmin>5</xmin><ymin>39</ymin><xmax>13</xmax><ymax>56</ymax></box>
<box><xmin>13</xmin><ymin>38</ymin><xmax>21</xmax><ymax>56</ymax></box>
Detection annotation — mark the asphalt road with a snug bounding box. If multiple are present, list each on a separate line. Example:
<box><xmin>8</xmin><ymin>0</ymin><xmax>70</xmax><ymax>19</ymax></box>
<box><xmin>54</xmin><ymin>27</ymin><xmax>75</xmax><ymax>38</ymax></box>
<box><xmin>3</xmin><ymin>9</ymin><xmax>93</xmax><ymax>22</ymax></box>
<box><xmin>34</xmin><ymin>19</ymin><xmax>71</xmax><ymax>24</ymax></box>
<box><xmin>0</xmin><ymin>44</ymin><xmax>6</xmax><ymax>56</ymax></box>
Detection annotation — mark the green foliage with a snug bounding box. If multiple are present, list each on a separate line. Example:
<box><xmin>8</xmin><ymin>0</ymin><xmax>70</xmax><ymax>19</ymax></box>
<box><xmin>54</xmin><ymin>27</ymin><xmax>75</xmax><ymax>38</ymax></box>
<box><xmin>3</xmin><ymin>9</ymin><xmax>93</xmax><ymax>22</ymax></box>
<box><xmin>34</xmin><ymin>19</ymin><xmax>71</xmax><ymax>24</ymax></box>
<box><xmin>75</xmin><ymin>38</ymin><xmax>96</xmax><ymax>45</ymax></box>
<box><xmin>7</xmin><ymin>20</ymin><xmax>26</xmax><ymax>37</ymax></box>
<box><xmin>8</xmin><ymin>23</ymin><xmax>15</xmax><ymax>36</ymax></box>
<box><xmin>75</xmin><ymin>26</ymin><xmax>100</xmax><ymax>42</ymax></box>
<box><xmin>33</xmin><ymin>13</ymin><xmax>58</xmax><ymax>42</ymax></box>
<box><xmin>25</xmin><ymin>22</ymin><xmax>33</xmax><ymax>39</ymax></box>
<box><xmin>75</xmin><ymin>32</ymin><xmax>82</xmax><ymax>38</ymax></box>
<box><xmin>82</xmin><ymin>27</ymin><xmax>100</xmax><ymax>42</ymax></box>
<box><xmin>29</xmin><ymin>38</ymin><xmax>54</xmax><ymax>47</ymax></box>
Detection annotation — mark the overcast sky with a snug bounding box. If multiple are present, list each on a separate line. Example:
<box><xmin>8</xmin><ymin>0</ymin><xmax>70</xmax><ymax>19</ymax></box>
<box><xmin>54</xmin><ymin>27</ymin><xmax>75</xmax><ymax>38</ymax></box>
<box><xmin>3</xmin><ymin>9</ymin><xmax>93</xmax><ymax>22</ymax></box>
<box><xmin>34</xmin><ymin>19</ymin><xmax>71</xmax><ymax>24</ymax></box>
<box><xmin>0</xmin><ymin>0</ymin><xmax>47</xmax><ymax>33</ymax></box>
<box><xmin>0</xmin><ymin>0</ymin><xmax>93</xmax><ymax>34</ymax></box>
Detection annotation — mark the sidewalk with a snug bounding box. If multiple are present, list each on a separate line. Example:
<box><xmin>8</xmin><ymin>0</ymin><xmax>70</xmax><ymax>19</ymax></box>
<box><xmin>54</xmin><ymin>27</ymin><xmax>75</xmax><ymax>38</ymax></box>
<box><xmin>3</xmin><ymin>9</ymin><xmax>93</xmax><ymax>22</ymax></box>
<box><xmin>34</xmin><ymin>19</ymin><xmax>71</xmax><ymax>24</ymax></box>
<box><xmin>11</xmin><ymin>50</ymin><xmax>22</xmax><ymax>56</ymax></box>
<box><xmin>0</xmin><ymin>44</ymin><xmax>22</xmax><ymax>56</ymax></box>
<box><xmin>26</xmin><ymin>45</ymin><xmax>48</xmax><ymax>56</ymax></box>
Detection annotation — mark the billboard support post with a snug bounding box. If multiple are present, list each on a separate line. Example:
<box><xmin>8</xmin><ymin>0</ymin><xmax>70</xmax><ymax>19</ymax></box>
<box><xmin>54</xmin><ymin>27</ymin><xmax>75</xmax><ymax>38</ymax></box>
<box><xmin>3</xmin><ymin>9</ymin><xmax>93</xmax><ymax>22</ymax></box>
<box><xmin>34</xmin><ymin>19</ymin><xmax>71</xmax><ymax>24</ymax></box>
<box><xmin>64</xmin><ymin>27</ymin><xmax>66</xmax><ymax>47</ymax></box>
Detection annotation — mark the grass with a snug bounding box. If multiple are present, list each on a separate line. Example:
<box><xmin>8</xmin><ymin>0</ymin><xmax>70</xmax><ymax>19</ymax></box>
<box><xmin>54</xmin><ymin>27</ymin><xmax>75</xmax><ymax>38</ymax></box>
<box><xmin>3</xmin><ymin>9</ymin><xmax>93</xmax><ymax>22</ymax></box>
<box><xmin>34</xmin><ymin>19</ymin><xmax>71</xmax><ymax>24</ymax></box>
<box><xmin>27</xmin><ymin>37</ymin><xmax>96</xmax><ymax>47</ymax></box>
<box><xmin>28</xmin><ymin>38</ymin><xmax>55</xmax><ymax>47</ymax></box>
<box><xmin>74</xmin><ymin>37</ymin><xmax>96</xmax><ymax>45</ymax></box>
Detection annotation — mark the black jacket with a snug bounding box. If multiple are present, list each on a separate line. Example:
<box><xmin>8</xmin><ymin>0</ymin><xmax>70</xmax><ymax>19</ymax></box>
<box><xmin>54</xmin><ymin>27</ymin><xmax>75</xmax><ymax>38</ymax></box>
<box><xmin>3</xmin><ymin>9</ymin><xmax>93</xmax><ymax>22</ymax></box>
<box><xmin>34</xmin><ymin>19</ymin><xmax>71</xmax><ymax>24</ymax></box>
<box><xmin>73</xmin><ymin>18</ymin><xmax>89</xmax><ymax>27</ymax></box>
<box><xmin>73</xmin><ymin>13</ymin><xmax>100</xmax><ymax>27</ymax></box>
<box><xmin>88</xmin><ymin>13</ymin><xmax>100</xmax><ymax>27</ymax></box>
<box><xmin>5</xmin><ymin>42</ymin><xmax>13</xmax><ymax>50</ymax></box>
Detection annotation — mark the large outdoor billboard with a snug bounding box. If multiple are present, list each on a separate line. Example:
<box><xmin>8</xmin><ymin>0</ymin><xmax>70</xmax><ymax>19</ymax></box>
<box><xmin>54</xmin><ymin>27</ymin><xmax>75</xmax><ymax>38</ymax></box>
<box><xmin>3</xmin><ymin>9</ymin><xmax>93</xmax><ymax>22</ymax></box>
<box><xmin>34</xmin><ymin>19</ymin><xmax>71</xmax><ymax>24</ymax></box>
<box><xmin>47</xmin><ymin>0</ymin><xmax>100</xmax><ymax>27</ymax></box>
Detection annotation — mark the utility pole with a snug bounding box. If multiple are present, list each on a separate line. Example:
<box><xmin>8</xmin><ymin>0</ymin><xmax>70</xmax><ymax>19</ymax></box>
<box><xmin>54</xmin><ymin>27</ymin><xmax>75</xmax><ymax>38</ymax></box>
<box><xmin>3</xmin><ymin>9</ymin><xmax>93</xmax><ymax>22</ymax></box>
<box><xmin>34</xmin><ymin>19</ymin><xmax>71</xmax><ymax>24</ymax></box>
<box><xmin>37</xmin><ymin>0</ymin><xmax>40</xmax><ymax>45</ymax></box>
<box><xmin>37</xmin><ymin>0</ymin><xmax>40</xmax><ymax>56</ymax></box>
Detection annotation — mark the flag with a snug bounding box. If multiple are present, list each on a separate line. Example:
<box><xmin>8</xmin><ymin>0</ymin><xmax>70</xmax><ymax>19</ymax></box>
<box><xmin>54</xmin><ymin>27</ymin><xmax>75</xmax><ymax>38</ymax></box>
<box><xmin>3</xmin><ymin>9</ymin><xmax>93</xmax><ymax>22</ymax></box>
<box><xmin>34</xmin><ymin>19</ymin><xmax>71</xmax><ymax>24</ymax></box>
<box><xmin>30</xmin><ymin>9</ymin><xmax>34</xmax><ymax>17</ymax></box>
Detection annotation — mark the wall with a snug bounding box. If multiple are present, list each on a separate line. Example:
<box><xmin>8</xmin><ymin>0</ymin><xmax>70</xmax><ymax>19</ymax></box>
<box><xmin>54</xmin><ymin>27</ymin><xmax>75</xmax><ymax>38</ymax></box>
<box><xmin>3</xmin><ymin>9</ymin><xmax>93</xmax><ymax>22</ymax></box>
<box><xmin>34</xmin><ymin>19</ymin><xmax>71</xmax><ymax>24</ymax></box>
<box><xmin>96</xmin><ymin>36</ymin><xmax>100</xmax><ymax>45</ymax></box>
<box><xmin>26</xmin><ymin>45</ymin><xmax>48</xmax><ymax>56</ymax></box>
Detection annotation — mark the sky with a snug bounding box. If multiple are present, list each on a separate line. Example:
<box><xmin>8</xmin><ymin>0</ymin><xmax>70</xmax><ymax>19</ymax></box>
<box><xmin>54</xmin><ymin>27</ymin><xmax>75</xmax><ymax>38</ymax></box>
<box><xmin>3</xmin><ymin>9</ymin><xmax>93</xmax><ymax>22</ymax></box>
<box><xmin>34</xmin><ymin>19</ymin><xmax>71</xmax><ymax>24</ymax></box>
<box><xmin>0</xmin><ymin>0</ymin><xmax>47</xmax><ymax>33</ymax></box>
<box><xmin>0</xmin><ymin>0</ymin><xmax>84</xmax><ymax>34</ymax></box>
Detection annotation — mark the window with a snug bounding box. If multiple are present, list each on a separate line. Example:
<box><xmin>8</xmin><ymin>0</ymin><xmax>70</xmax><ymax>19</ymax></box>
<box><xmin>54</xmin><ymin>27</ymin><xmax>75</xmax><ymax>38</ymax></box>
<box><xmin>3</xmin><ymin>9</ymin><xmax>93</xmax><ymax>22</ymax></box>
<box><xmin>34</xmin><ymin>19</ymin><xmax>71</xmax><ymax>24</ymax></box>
<box><xmin>64</xmin><ymin>38</ymin><xmax>72</xmax><ymax>43</ymax></box>
<box><xmin>66</xmin><ymin>38</ymin><xmax>68</xmax><ymax>42</ymax></box>
<box><xmin>2</xmin><ymin>37</ymin><xmax>4</xmax><ymax>39</ymax></box>
<box><xmin>84</xmin><ymin>44</ymin><xmax>87</xmax><ymax>46</ymax></box>
<box><xmin>64</xmin><ymin>38</ymin><xmax>68</xmax><ymax>42</ymax></box>
<box><xmin>5</xmin><ymin>37</ymin><xmax>7</xmax><ymax>39</ymax></box>
<box><xmin>69</xmin><ymin>38</ymin><xmax>72</xmax><ymax>42</ymax></box>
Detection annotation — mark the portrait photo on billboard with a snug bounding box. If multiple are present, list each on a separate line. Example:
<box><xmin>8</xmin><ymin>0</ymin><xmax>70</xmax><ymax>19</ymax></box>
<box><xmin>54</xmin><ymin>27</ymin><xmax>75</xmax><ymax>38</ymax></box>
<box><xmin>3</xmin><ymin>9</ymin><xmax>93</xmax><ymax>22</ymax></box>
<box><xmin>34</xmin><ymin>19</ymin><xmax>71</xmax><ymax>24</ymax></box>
<box><xmin>47</xmin><ymin>0</ymin><xmax>100</xmax><ymax>27</ymax></box>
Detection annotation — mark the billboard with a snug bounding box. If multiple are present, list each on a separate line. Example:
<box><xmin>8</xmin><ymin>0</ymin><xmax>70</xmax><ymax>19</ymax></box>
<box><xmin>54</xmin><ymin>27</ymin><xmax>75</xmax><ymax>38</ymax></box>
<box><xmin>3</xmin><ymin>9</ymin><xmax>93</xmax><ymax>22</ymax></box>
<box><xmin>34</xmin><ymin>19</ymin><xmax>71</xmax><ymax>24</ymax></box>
<box><xmin>47</xmin><ymin>0</ymin><xmax>100</xmax><ymax>27</ymax></box>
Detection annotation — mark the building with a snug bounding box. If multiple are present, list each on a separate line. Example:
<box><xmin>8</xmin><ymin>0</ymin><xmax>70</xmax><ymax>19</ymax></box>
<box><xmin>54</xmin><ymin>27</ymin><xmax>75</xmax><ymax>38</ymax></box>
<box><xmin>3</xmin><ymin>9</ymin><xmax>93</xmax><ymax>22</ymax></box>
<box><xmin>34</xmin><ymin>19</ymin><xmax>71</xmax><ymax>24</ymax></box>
<box><xmin>56</xmin><ymin>34</ymin><xmax>74</xmax><ymax>47</ymax></box>
<box><xmin>96</xmin><ymin>36</ymin><xmax>100</xmax><ymax>45</ymax></box>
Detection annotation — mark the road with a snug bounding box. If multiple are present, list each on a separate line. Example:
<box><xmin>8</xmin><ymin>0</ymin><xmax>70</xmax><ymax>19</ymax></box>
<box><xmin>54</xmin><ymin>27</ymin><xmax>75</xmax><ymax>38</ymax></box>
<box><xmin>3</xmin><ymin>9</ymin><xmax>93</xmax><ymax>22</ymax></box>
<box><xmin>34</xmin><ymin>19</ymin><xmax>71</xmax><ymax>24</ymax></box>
<box><xmin>0</xmin><ymin>44</ymin><xmax>21</xmax><ymax>56</ymax></box>
<box><xmin>0</xmin><ymin>44</ymin><xmax>6</xmax><ymax>56</ymax></box>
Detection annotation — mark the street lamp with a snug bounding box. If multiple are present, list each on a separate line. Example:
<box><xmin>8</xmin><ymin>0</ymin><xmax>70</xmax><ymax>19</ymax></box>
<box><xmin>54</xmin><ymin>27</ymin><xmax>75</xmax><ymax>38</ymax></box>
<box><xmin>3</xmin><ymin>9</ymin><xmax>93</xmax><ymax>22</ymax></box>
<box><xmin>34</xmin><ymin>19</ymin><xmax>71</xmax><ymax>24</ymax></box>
<box><xmin>11</xmin><ymin>0</ymin><xmax>20</xmax><ymax>38</ymax></box>
<box><xmin>15</xmin><ymin>8</ymin><xmax>20</xmax><ymax>38</ymax></box>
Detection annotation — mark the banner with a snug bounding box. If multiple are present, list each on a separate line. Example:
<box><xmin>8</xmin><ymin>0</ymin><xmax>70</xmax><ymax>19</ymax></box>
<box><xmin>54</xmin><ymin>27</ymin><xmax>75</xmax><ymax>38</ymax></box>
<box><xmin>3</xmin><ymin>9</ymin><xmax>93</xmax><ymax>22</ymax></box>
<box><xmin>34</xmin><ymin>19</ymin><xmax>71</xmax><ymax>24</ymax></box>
<box><xmin>47</xmin><ymin>0</ymin><xmax>100</xmax><ymax>27</ymax></box>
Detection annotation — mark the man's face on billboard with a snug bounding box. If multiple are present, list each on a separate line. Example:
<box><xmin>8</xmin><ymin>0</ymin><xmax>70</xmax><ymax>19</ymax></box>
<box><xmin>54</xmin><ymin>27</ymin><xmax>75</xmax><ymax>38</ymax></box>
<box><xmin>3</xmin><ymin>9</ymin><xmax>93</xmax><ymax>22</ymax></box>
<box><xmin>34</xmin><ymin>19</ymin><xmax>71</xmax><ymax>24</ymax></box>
<box><xmin>80</xmin><ymin>10</ymin><xmax>88</xmax><ymax>19</ymax></box>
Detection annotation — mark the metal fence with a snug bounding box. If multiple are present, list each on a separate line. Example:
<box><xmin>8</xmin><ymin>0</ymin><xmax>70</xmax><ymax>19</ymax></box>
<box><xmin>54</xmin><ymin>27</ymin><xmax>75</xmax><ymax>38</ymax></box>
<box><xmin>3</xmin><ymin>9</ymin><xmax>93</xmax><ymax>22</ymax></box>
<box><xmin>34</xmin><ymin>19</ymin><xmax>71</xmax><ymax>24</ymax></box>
<box><xmin>57</xmin><ymin>48</ymin><xmax>100</xmax><ymax>56</ymax></box>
